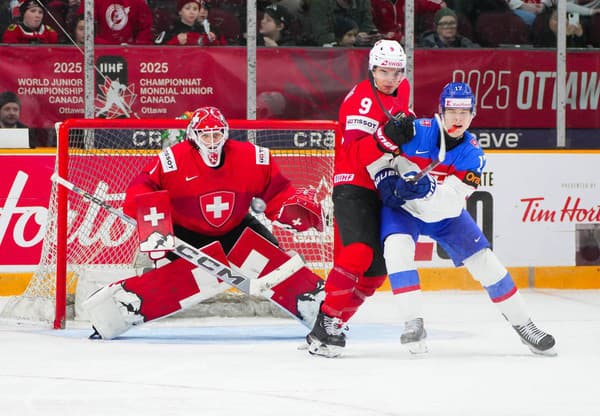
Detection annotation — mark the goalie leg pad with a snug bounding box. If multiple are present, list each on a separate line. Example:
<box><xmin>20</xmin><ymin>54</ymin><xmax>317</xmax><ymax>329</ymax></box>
<box><xmin>227</xmin><ymin>228</ymin><xmax>324</xmax><ymax>327</ymax></box>
<box><xmin>84</xmin><ymin>241</ymin><xmax>230</xmax><ymax>339</ymax></box>
<box><xmin>82</xmin><ymin>283</ymin><xmax>144</xmax><ymax>340</ymax></box>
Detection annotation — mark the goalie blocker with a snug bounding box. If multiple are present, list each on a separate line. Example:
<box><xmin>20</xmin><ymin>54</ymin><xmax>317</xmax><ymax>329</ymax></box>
<box><xmin>83</xmin><ymin>228</ymin><xmax>325</xmax><ymax>339</ymax></box>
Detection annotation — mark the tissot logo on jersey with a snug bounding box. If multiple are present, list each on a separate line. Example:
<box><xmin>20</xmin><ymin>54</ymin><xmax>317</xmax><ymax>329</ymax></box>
<box><xmin>199</xmin><ymin>191</ymin><xmax>235</xmax><ymax>228</ymax></box>
<box><xmin>159</xmin><ymin>148</ymin><xmax>177</xmax><ymax>172</ymax></box>
<box><xmin>346</xmin><ymin>116</ymin><xmax>378</xmax><ymax>134</ymax></box>
<box><xmin>255</xmin><ymin>146</ymin><xmax>269</xmax><ymax>165</ymax></box>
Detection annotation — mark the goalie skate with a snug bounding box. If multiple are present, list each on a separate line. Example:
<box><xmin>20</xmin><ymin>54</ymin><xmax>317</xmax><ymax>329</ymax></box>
<box><xmin>512</xmin><ymin>319</ymin><xmax>557</xmax><ymax>356</ymax></box>
<box><xmin>400</xmin><ymin>317</ymin><xmax>428</xmax><ymax>354</ymax></box>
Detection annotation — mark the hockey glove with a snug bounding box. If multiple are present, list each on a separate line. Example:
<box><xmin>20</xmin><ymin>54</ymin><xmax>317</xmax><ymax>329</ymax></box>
<box><xmin>276</xmin><ymin>188</ymin><xmax>324</xmax><ymax>232</ymax></box>
<box><xmin>374</xmin><ymin>168</ymin><xmax>405</xmax><ymax>209</ymax></box>
<box><xmin>395</xmin><ymin>173</ymin><xmax>436</xmax><ymax>201</ymax></box>
<box><xmin>374</xmin><ymin>113</ymin><xmax>416</xmax><ymax>154</ymax></box>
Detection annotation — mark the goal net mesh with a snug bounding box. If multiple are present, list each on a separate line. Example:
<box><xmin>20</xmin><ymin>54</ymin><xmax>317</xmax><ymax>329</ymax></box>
<box><xmin>1</xmin><ymin>119</ymin><xmax>337</xmax><ymax>326</ymax></box>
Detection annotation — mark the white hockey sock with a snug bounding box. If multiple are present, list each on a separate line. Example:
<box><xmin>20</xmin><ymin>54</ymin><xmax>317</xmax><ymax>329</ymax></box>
<box><xmin>494</xmin><ymin>291</ymin><xmax>530</xmax><ymax>327</ymax></box>
<box><xmin>396</xmin><ymin>289</ymin><xmax>424</xmax><ymax>322</ymax></box>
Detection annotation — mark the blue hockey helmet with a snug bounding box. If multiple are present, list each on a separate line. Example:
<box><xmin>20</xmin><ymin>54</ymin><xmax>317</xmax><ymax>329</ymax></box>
<box><xmin>439</xmin><ymin>82</ymin><xmax>476</xmax><ymax>115</ymax></box>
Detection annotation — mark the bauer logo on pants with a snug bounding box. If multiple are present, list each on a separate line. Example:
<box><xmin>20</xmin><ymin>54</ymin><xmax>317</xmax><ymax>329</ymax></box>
<box><xmin>199</xmin><ymin>191</ymin><xmax>235</xmax><ymax>228</ymax></box>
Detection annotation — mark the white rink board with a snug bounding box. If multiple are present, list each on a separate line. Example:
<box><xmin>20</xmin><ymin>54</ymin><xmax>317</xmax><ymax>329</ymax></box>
<box><xmin>421</xmin><ymin>151</ymin><xmax>600</xmax><ymax>267</ymax></box>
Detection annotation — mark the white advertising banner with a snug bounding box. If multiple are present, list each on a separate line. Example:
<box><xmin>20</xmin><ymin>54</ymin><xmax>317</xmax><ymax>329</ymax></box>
<box><xmin>420</xmin><ymin>151</ymin><xmax>600</xmax><ymax>268</ymax></box>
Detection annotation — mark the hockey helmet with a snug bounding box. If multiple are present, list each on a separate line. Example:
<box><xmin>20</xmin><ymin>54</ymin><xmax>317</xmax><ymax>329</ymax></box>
<box><xmin>186</xmin><ymin>106</ymin><xmax>229</xmax><ymax>167</ymax></box>
<box><xmin>439</xmin><ymin>82</ymin><xmax>476</xmax><ymax>114</ymax></box>
<box><xmin>368</xmin><ymin>40</ymin><xmax>406</xmax><ymax>71</ymax></box>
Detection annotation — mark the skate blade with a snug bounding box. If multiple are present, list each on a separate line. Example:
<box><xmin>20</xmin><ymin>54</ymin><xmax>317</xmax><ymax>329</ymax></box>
<box><xmin>307</xmin><ymin>342</ymin><xmax>343</xmax><ymax>358</ymax></box>
<box><xmin>524</xmin><ymin>342</ymin><xmax>557</xmax><ymax>357</ymax></box>
<box><xmin>405</xmin><ymin>340</ymin><xmax>428</xmax><ymax>354</ymax></box>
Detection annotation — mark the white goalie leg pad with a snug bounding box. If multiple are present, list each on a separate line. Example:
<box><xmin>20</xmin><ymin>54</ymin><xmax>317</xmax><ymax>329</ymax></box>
<box><xmin>463</xmin><ymin>248</ymin><xmax>507</xmax><ymax>287</ymax></box>
<box><xmin>82</xmin><ymin>284</ymin><xmax>144</xmax><ymax>340</ymax></box>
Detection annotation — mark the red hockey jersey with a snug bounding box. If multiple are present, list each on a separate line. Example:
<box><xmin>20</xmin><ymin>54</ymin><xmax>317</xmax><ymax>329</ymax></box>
<box><xmin>77</xmin><ymin>0</ymin><xmax>154</xmax><ymax>45</ymax></box>
<box><xmin>1</xmin><ymin>23</ymin><xmax>58</xmax><ymax>44</ymax></box>
<box><xmin>334</xmin><ymin>78</ymin><xmax>411</xmax><ymax>190</ymax></box>
<box><xmin>123</xmin><ymin>140</ymin><xmax>295</xmax><ymax>236</ymax></box>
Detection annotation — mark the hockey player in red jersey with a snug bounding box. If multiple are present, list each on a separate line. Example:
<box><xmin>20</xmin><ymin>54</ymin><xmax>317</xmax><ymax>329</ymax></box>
<box><xmin>306</xmin><ymin>40</ymin><xmax>432</xmax><ymax>357</ymax></box>
<box><xmin>84</xmin><ymin>106</ymin><xmax>324</xmax><ymax>339</ymax></box>
<box><xmin>123</xmin><ymin>105</ymin><xmax>322</xmax><ymax>247</ymax></box>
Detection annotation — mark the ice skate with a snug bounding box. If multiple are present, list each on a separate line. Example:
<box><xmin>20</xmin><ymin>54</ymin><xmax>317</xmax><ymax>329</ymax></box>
<box><xmin>512</xmin><ymin>319</ymin><xmax>557</xmax><ymax>356</ymax></box>
<box><xmin>400</xmin><ymin>317</ymin><xmax>428</xmax><ymax>354</ymax></box>
<box><xmin>306</xmin><ymin>311</ymin><xmax>346</xmax><ymax>358</ymax></box>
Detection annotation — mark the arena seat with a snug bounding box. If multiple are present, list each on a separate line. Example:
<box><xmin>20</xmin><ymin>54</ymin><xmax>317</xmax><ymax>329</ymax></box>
<box><xmin>475</xmin><ymin>11</ymin><xmax>530</xmax><ymax>47</ymax></box>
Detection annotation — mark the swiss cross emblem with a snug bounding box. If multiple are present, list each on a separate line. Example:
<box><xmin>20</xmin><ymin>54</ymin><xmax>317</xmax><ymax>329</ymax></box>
<box><xmin>199</xmin><ymin>191</ymin><xmax>235</xmax><ymax>228</ymax></box>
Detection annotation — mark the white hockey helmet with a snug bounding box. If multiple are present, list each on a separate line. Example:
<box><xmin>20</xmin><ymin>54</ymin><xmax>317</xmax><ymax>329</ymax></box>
<box><xmin>186</xmin><ymin>106</ymin><xmax>229</xmax><ymax>167</ymax></box>
<box><xmin>368</xmin><ymin>39</ymin><xmax>406</xmax><ymax>71</ymax></box>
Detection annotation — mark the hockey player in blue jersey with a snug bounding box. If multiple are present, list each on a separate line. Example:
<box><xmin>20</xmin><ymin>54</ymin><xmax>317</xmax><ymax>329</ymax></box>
<box><xmin>378</xmin><ymin>82</ymin><xmax>557</xmax><ymax>356</ymax></box>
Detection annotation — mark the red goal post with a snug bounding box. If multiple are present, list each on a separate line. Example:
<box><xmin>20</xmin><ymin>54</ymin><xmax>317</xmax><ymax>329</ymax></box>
<box><xmin>3</xmin><ymin>118</ymin><xmax>340</xmax><ymax>329</ymax></box>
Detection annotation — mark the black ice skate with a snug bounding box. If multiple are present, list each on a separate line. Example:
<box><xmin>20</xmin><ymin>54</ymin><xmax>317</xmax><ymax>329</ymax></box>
<box><xmin>306</xmin><ymin>311</ymin><xmax>346</xmax><ymax>358</ymax></box>
<box><xmin>400</xmin><ymin>317</ymin><xmax>428</xmax><ymax>354</ymax></box>
<box><xmin>512</xmin><ymin>319</ymin><xmax>557</xmax><ymax>356</ymax></box>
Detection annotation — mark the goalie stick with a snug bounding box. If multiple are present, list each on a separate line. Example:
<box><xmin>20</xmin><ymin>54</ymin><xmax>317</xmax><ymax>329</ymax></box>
<box><xmin>51</xmin><ymin>174</ymin><xmax>299</xmax><ymax>297</ymax></box>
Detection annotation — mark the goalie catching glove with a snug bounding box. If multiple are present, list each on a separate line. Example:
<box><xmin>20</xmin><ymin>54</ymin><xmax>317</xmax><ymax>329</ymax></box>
<box><xmin>276</xmin><ymin>187</ymin><xmax>324</xmax><ymax>232</ymax></box>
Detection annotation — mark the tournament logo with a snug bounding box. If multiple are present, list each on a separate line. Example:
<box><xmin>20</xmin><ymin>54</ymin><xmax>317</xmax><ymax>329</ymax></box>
<box><xmin>95</xmin><ymin>55</ymin><xmax>137</xmax><ymax>119</ymax></box>
<box><xmin>199</xmin><ymin>191</ymin><xmax>235</xmax><ymax>228</ymax></box>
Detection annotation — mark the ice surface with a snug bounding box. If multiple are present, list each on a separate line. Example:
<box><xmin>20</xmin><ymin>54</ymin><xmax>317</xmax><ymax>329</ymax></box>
<box><xmin>0</xmin><ymin>290</ymin><xmax>598</xmax><ymax>416</ymax></box>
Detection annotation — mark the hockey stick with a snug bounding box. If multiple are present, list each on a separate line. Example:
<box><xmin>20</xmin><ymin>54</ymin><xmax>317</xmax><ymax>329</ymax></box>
<box><xmin>410</xmin><ymin>113</ymin><xmax>447</xmax><ymax>182</ymax></box>
<box><xmin>51</xmin><ymin>174</ymin><xmax>299</xmax><ymax>296</ymax></box>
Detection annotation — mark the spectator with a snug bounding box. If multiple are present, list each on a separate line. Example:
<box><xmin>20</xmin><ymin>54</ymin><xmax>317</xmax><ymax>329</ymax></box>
<box><xmin>309</xmin><ymin>0</ymin><xmax>381</xmax><ymax>47</ymax></box>
<box><xmin>155</xmin><ymin>0</ymin><xmax>223</xmax><ymax>45</ymax></box>
<box><xmin>506</xmin><ymin>0</ymin><xmax>544</xmax><ymax>26</ymax></box>
<box><xmin>0</xmin><ymin>91</ymin><xmax>26</xmax><ymax>129</ymax></box>
<box><xmin>533</xmin><ymin>6</ymin><xmax>588</xmax><ymax>47</ymax></box>
<box><xmin>75</xmin><ymin>0</ymin><xmax>153</xmax><ymax>44</ymax></box>
<box><xmin>197</xmin><ymin>0</ymin><xmax>226</xmax><ymax>45</ymax></box>
<box><xmin>2</xmin><ymin>0</ymin><xmax>58</xmax><ymax>43</ymax></box>
<box><xmin>371</xmin><ymin>0</ymin><xmax>446</xmax><ymax>43</ymax></box>
<box><xmin>334</xmin><ymin>15</ymin><xmax>359</xmax><ymax>46</ymax></box>
<box><xmin>71</xmin><ymin>13</ymin><xmax>83</xmax><ymax>45</ymax></box>
<box><xmin>418</xmin><ymin>7</ymin><xmax>479</xmax><ymax>47</ymax></box>
<box><xmin>258</xmin><ymin>3</ymin><xmax>295</xmax><ymax>46</ymax></box>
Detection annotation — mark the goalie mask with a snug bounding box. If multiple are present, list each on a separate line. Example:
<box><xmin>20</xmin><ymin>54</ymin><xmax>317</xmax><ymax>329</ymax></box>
<box><xmin>186</xmin><ymin>106</ymin><xmax>229</xmax><ymax>167</ymax></box>
<box><xmin>368</xmin><ymin>40</ymin><xmax>406</xmax><ymax>71</ymax></box>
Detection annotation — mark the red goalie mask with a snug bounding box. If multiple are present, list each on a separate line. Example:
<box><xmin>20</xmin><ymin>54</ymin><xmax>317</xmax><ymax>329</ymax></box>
<box><xmin>186</xmin><ymin>106</ymin><xmax>229</xmax><ymax>167</ymax></box>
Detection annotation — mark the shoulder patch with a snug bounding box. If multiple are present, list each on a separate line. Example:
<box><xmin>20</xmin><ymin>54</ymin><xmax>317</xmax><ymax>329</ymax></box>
<box><xmin>255</xmin><ymin>145</ymin><xmax>269</xmax><ymax>165</ymax></box>
<box><xmin>418</xmin><ymin>119</ymin><xmax>432</xmax><ymax>127</ymax></box>
<box><xmin>158</xmin><ymin>147</ymin><xmax>177</xmax><ymax>172</ymax></box>
<box><xmin>345</xmin><ymin>115</ymin><xmax>379</xmax><ymax>134</ymax></box>
<box><xmin>7</xmin><ymin>24</ymin><xmax>17</xmax><ymax>31</ymax></box>
<box><xmin>462</xmin><ymin>170</ymin><xmax>481</xmax><ymax>188</ymax></box>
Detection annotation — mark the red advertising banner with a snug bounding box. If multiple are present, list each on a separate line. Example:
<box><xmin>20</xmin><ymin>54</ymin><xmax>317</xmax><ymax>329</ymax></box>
<box><xmin>0</xmin><ymin>46</ymin><xmax>597</xmax><ymax>131</ymax></box>
<box><xmin>0</xmin><ymin>154</ymin><xmax>54</xmax><ymax>265</ymax></box>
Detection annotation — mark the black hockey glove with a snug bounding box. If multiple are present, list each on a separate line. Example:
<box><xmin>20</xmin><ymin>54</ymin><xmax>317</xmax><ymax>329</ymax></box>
<box><xmin>381</xmin><ymin>114</ymin><xmax>416</xmax><ymax>145</ymax></box>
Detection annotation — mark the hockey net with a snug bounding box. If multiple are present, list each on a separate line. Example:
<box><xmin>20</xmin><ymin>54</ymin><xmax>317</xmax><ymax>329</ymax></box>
<box><xmin>1</xmin><ymin>118</ymin><xmax>338</xmax><ymax>328</ymax></box>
